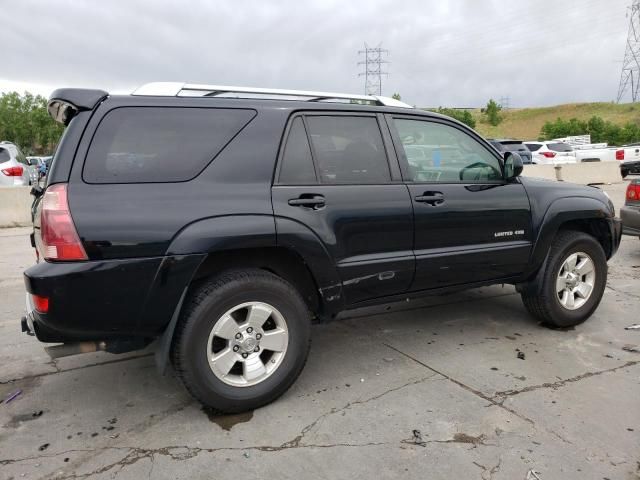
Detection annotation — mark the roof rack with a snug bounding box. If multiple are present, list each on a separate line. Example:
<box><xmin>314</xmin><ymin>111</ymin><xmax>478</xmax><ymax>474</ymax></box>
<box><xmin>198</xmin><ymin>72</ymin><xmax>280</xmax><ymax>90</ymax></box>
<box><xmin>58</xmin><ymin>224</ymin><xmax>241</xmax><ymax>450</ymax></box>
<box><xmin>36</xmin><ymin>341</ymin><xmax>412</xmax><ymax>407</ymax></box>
<box><xmin>132</xmin><ymin>82</ymin><xmax>413</xmax><ymax>108</ymax></box>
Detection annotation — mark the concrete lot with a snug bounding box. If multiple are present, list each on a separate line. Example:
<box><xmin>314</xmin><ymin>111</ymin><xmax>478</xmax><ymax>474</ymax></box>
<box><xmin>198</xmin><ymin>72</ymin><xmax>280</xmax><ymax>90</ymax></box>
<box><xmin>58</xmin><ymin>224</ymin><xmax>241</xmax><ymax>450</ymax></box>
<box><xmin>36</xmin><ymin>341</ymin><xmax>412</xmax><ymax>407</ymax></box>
<box><xmin>1</xmin><ymin>181</ymin><xmax>639</xmax><ymax>480</ymax></box>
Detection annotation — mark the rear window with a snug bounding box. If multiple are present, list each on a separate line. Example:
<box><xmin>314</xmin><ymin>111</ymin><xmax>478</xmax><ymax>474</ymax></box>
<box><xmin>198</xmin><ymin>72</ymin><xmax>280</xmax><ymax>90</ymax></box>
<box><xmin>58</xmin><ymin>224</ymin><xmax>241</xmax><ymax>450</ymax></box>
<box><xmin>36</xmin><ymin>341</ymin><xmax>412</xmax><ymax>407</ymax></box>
<box><xmin>548</xmin><ymin>142</ymin><xmax>573</xmax><ymax>153</ymax></box>
<box><xmin>524</xmin><ymin>143</ymin><xmax>541</xmax><ymax>152</ymax></box>
<box><xmin>0</xmin><ymin>148</ymin><xmax>9</xmax><ymax>163</ymax></box>
<box><xmin>84</xmin><ymin>107</ymin><xmax>255</xmax><ymax>183</ymax></box>
<box><xmin>501</xmin><ymin>142</ymin><xmax>530</xmax><ymax>152</ymax></box>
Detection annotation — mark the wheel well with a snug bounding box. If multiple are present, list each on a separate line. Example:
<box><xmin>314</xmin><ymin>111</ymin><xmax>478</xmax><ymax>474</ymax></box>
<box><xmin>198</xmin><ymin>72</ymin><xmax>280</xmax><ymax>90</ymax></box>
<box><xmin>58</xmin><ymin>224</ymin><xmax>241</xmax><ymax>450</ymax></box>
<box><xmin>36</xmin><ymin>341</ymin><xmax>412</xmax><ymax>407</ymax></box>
<box><xmin>190</xmin><ymin>247</ymin><xmax>321</xmax><ymax>316</ymax></box>
<box><xmin>557</xmin><ymin>218</ymin><xmax>612</xmax><ymax>258</ymax></box>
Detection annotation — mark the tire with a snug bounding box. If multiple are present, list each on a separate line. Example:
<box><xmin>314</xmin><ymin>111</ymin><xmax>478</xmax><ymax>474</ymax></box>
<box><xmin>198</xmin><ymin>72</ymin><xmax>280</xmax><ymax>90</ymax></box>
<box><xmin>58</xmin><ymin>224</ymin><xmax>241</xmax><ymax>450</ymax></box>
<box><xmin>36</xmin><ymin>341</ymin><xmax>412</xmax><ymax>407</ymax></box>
<box><xmin>621</xmin><ymin>169</ymin><xmax>629</xmax><ymax>178</ymax></box>
<box><xmin>521</xmin><ymin>230</ymin><xmax>607</xmax><ymax>328</ymax></box>
<box><xmin>171</xmin><ymin>269</ymin><xmax>311</xmax><ymax>413</ymax></box>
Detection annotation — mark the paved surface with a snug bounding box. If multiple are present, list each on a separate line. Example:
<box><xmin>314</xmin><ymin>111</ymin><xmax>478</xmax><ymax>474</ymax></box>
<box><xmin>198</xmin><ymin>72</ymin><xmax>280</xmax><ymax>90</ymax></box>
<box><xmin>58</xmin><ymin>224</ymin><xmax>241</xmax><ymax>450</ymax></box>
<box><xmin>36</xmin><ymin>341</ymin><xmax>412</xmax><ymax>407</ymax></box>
<box><xmin>1</xmin><ymin>181</ymin><xmax>639</xmax><ymax>480</ymax></box>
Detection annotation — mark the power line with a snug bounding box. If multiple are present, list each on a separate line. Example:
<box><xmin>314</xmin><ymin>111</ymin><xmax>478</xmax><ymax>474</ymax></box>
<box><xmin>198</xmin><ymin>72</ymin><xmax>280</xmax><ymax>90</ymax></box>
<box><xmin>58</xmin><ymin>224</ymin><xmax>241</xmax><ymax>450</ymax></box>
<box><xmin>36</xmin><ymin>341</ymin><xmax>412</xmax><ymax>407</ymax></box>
<box><xmin>617</xmin><ymin>0</ymin><xmax>640</xmax><ymax>103</ymax></box>
<box><xmin>357</xmin><ymin>43</ymin><xmax>389</xmax><ymax>96</ymax></box>
<box><xmin>499</xmin><ymin>96</ymin><xmax>511</xmax><ymax>110</ymax></box>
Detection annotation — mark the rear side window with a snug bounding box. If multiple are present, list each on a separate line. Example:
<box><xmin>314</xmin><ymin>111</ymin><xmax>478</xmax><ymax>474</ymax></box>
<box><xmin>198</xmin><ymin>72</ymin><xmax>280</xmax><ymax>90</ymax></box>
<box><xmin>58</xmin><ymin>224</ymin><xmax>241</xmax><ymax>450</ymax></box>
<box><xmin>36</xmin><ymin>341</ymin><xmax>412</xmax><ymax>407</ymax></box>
<box><xmin>525</xmin><ymin>143</ymin><xmax>541</xmax><ymax>152</ymax></box>
<box><xmin>548</xmin><ymin>142</ymin><xmax>573</xmax><ymax>152</ymax></box>
<box><xmin>0</xmin><ymin>148</ymin><xmax>9</xmax><ymax>163</ymax></box>
<box><xmin>278</xmin><ymin>117</ymin><xmax>317</xmax><ymax>184</ymax></box>
<box><xmin>84</xmin><ymin>107</ymin><xmax>255</xmax><ymax>183</ymax></box>
<box><xmin>305</xmin><ymin>116</ymin><xmax>390</xmax><ymax>184</ymax></box>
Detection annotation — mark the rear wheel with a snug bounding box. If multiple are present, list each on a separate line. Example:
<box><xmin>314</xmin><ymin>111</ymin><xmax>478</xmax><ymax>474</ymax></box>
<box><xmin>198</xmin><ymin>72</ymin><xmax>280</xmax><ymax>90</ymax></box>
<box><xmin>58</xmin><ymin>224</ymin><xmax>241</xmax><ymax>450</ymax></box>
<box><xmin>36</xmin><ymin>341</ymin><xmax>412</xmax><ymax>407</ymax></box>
<box><xmin>521</xmin><ymin>230</ymin><xmax>607</xmax><ymax>328</ymax></box>
<box><xmin>171</xmin><ymin>269</ymin><xmax>311</xmax><ymax>413</ymax></box>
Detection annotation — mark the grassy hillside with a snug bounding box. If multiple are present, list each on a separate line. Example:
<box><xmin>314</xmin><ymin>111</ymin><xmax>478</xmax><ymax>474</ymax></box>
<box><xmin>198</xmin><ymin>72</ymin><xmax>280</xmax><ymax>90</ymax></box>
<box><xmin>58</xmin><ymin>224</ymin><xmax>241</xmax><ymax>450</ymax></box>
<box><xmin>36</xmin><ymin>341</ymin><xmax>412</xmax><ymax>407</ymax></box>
<box><xmin>440</xmin><ymin>102</ymin><xmax>640</xmax><ymax>141</ymax></box>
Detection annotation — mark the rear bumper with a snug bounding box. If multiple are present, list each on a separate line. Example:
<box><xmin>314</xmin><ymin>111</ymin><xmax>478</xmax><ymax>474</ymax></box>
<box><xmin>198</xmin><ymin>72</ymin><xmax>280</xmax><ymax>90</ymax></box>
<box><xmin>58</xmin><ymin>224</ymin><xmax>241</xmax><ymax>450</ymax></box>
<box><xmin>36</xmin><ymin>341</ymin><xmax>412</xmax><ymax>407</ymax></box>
<box><xmin>23</xmin><ymin>254</ymin><xmax>204</xmax><ymax>343</ymax></box>
<box><xmin>621</xmin><ymin>205</ymin><xmax>640</xmax><ymax>236</ymax></box>
<box><xmin>621</xmin><ymin>161</ymin><xmax>640</xmax><ymax>174</ymax></box>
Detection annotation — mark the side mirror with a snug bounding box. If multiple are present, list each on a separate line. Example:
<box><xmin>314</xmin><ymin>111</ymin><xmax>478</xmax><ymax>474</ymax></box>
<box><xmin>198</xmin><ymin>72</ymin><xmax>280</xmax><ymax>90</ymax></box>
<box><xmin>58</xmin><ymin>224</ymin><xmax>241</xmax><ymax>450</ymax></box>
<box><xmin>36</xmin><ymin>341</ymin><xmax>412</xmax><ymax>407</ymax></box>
<box><xmin>504</xmin><ymin>152</ymin><xmax>524</xmax><ymax>180</ymax></box>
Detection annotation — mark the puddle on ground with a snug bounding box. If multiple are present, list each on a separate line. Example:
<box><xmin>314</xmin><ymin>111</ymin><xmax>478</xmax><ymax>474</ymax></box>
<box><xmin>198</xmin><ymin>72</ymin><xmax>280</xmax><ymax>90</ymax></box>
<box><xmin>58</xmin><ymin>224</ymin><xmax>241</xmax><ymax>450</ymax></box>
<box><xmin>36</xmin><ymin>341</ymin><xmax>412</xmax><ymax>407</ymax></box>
<box><xmin>202</xmin><ymin>407</ymin><xmax>253</xmax><ymax>431</ymax></box>
<box><xmin>5</xmin><ymin>411</ymin><xmax>44</xmax><ymax>428</ymax></box>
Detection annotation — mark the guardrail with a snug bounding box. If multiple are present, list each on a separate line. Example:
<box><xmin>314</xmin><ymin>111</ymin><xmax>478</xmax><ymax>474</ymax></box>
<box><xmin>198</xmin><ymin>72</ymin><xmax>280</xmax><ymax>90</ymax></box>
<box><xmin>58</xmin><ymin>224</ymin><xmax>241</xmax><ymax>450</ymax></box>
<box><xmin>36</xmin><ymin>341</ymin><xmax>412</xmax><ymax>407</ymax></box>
<box><xmin>0</xmin><ymin>187</ymin><xmax>32</xmax><ymax>227</ymax></box>
<box><xmin>522</xmin><ymin>162</ymin><xmax>622</xmax><ymax>184</ymax></box>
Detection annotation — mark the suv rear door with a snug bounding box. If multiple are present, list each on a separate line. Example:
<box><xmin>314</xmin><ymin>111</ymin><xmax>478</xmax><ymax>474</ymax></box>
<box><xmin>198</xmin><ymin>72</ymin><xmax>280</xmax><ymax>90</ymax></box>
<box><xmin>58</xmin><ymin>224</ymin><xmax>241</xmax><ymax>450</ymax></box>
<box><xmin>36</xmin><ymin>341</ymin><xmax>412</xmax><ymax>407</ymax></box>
<box><xmin>386</xmin><ymin>115</ymin><xmax>533</xmax><ymax>291</ymax></box>
<box><xmin>272</xmin><ymin>112</ymin><xmax>414</xmax><ymax>305</ymax></box>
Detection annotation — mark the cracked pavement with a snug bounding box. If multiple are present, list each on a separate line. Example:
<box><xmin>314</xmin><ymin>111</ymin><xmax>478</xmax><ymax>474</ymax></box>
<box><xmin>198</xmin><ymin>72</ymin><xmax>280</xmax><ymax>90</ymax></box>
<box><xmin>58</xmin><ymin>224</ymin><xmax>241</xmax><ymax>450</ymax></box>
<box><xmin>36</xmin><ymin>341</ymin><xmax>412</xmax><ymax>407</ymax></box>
<box><xmin>1</xmin><ymin>181</ymin><xmax>639</xmax><ymax>480</ymax></box>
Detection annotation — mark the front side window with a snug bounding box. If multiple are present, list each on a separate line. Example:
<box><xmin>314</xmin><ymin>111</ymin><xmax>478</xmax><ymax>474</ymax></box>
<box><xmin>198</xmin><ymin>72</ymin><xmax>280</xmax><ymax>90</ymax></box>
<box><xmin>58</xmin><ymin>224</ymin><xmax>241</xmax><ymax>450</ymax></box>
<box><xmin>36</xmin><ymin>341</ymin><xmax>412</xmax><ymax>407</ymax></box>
<box><xmin>84</xmin><ymin>107</ymin><xmax>255</xmax><ymax>183</ymax></box>
<box><xmin>393</xmin><ymin>119</ymin><xmax>502</xmax><ymax>183</ymax></box>
<box><xmin>305</xmin><ymin>116</ymin><xmax>390</xmax><ymax>184</ymax></box>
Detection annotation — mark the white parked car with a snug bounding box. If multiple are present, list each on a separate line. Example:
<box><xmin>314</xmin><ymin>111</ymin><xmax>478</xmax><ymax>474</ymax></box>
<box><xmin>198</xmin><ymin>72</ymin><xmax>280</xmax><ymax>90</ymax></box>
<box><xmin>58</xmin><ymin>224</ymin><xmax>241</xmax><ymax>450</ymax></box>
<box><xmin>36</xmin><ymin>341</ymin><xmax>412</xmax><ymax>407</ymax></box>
<box><xmin>0</xmin><ymin>141</ymin><xmax>38</xmax><ymax>186</ymax></box>
<box><xmin>524</xmin><ymin>141</ymin><xmax>577</xmax><ymax>165</ymax></box>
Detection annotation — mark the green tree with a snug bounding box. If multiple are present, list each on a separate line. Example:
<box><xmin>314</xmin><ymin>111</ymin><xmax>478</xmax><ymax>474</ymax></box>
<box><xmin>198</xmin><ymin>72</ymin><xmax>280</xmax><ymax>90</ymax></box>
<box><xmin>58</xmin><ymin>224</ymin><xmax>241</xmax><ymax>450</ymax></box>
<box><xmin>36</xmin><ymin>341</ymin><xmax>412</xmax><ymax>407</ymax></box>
<box><xmin>538</xmin><ymin>115</ymin><xmax>640</xmax><ymax>145</ymax></box>
<box><xmin>432</xmin><ymin>107</ymin><xmax>476</xmax><ymax>129</ymax></box>
<box><xmin>484</xmin><ymin>99</ymin><xmax>502</xmax><ymax>126</ymax></box>
<box><xmin>0</xmin><ymin>91</ymin><xmax>64</xmax><ymax>154</ymax></box>
<box><xmin>391</xmin><ymin>93</ymin><xmax>402</xmax><ymax>101</ymax></box>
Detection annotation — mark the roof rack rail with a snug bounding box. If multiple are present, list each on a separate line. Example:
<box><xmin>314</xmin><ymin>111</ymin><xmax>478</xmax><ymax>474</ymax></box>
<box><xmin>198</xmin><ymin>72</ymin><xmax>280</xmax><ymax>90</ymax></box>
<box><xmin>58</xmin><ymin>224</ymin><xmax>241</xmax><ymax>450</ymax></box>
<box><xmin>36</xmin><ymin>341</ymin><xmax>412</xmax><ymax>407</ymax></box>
<box><xmin>132</xmin><ymin>82</ymin><xmax>413</xmax><ymax>108</ymax></box>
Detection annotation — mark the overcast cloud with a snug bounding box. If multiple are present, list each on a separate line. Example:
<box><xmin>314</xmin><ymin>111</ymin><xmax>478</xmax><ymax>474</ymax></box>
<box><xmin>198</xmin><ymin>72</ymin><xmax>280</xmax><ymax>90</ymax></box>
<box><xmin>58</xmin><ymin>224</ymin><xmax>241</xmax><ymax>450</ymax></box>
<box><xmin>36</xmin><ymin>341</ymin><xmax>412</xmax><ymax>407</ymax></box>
<box><xmin>0</xmin><ymin>0</ymin><xmax>631</xmax><ymax>107</ymax></box>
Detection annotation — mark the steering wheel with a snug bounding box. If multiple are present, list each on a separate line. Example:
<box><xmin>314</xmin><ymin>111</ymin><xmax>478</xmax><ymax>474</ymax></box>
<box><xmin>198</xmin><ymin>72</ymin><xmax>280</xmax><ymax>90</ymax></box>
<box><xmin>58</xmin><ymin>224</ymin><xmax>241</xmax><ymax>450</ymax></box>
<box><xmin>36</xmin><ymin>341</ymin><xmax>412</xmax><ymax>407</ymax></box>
<box><xmin>459</xmin><ymin>162</ymin><xmax>501</xmax><ymax>181</ymax></box>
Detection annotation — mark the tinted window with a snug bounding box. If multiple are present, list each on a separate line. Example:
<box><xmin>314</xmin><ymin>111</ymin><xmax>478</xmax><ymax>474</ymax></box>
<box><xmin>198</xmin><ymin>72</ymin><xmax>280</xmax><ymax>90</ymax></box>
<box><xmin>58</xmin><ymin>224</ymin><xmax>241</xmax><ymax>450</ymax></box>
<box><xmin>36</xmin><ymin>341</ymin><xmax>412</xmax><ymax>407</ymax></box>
<box><xmin>278</xmin><ymin>118</ymin><xmax>316</xmax><ymax>184</ymax></box>
<box><xmin>0</xmin><ymin>148</ymin><xmax>9</xmax><ymax>163</ymax></box>
<box><xmin>393</xmin><ymin>119</ymin><xmax>502</xmax><ymax>183</ymax></box>
<box><xmin>489</xmin><ymin>141</ymin><xmax>505</xmax><ymax>152</ymax></box>
<box><xmin>502</xmin><ymin>142</ymin><xmax>530</xmax><ymax>152</ymax></box>
<box><xmin>84</xmin><ymin>107</ymin><xmax>255</xmax><ymax>183</ymax></box>
<box><xmin>305</xmin><ymin>116</ymin><xmax>390</xmax><ymax>184</ymax></box>
<box><xmin>548</xmin><ymin>142</ymin><xmax>573</xmax><ymax>152</ymax></box>
<box><xmin>524</xmin><ymin>143</ymin><xmax>541</xmax><ymax>152</ymax></box>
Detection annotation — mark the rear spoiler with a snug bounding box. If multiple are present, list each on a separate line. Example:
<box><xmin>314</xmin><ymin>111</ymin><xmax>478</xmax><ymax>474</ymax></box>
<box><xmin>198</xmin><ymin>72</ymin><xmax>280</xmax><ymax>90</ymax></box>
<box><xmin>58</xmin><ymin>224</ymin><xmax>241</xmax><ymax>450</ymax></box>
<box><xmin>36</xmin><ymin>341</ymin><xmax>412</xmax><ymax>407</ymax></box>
<box><xmin>47</xmin><ymin>88</ymin><xmax>108</xmax><ymax>125</ymax></box>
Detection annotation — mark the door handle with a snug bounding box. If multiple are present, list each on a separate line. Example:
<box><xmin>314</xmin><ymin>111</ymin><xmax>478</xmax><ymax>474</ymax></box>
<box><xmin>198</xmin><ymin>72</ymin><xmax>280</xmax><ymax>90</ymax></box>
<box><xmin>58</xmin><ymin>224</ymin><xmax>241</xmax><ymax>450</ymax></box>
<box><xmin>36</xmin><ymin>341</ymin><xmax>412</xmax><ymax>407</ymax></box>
<box><xmin>288</xmin><ymin>195</ymin><xmax>326</xmax><ymax>209</ymax></box>
<box><xmin>415</xmin><ymin>192</ymin><xmax>444</xmax><ymax>206</ymax></box>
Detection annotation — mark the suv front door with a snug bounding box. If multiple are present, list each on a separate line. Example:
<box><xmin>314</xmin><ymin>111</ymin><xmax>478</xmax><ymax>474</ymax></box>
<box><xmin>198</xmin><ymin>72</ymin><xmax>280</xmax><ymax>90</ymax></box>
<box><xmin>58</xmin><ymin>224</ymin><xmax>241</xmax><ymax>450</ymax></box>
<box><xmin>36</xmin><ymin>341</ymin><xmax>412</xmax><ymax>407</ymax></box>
<box><xmin>272</xmin><ymin>113</ymin><xmax>414</xmax><ymax>305</ymax></box>
<box><xmin>387</xmin><ymin>116</ymin><xmax>533</xmax><ymax>291</ymax></box>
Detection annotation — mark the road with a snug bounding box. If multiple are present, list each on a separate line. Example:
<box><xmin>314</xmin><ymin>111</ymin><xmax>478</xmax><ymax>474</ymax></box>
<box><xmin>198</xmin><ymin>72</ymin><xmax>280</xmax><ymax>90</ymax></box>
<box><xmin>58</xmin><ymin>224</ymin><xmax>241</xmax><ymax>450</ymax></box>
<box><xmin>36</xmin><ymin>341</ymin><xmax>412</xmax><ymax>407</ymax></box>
<box><xmin>1</xmin><ymin>181</ymin><xmax>639</xmax><ymax>480</ymax></box>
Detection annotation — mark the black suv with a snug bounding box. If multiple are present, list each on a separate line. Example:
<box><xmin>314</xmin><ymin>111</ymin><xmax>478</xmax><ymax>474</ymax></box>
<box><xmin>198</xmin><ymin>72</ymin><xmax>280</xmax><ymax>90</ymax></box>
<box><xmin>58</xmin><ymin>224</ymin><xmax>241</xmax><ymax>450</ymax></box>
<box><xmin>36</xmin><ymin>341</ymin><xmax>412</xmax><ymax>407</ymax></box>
<box><xmin>23</xmin><ymin>83</ymin><xmax>622</xmax><ymax>413</ymax></box>
<box><xmin>488</xmin><ymin>139</ymin><xmax>533</xmax><ymax>164</ymax></box>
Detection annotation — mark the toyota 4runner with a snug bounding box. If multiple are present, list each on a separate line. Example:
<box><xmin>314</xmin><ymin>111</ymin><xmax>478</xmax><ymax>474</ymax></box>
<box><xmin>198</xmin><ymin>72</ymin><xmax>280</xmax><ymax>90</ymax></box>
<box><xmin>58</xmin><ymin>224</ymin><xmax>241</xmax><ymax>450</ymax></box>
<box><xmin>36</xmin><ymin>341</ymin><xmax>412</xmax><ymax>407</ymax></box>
<box><xmin>22</xmin><ymin>83</ymin><xmax>622</xmax><ymax>413</ymax></box>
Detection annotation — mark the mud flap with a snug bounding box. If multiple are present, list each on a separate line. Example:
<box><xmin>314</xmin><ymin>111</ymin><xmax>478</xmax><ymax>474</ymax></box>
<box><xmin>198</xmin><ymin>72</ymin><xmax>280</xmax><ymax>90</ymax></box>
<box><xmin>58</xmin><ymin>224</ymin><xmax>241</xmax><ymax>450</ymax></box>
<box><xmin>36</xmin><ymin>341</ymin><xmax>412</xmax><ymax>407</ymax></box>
<box><xmin>154</xmin><ymin>288</ymin><xmax>187</xmax><ymax>376</ymax></box>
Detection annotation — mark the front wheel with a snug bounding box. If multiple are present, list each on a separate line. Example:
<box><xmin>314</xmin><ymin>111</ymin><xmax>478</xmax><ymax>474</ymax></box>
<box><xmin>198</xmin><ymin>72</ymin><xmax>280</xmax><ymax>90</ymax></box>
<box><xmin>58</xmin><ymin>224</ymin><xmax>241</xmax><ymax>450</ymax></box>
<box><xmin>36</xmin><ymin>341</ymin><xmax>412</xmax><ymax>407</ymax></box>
<box><xmin>171</xmin><ymin>269</ymin><xmax>311</xmax><ymax>413</ymax></box>
<box><xmin>521</xmin><ymin>230</ymin><xmax>607</xmax><ymax>328</ymax></box>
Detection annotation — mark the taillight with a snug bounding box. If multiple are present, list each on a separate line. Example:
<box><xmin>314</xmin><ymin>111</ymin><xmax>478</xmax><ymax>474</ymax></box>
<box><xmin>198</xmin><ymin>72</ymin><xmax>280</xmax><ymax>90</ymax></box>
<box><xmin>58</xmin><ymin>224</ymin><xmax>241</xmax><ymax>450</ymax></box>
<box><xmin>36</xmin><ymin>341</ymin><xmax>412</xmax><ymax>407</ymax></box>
<box><xmin>616</xmin><ymin>149</ymin><xmax>625</xmax><ymax>161</ymax></box>
<box><xmin>627</xmin><ymin>183</ymin><xmax>640</xmax><ymax>201</ymax></box>
<box><xmin>1</xmin><ymin>165</ymin><xmax>24</xmax><ymax>176</ymax></box>
<box><xmin>39</xmin><ymin>184</ymin><xmax>88</xmax><ymax>261</ymax></box>
<box><xmin>32</xmin><ymin>294</ymin><xmax>49</xmax><ymax>313</ymax></box>
<box><xmin>540</xmin><ymin>151</ymin><xmax>556</xmax><ymax>158</ymax></box>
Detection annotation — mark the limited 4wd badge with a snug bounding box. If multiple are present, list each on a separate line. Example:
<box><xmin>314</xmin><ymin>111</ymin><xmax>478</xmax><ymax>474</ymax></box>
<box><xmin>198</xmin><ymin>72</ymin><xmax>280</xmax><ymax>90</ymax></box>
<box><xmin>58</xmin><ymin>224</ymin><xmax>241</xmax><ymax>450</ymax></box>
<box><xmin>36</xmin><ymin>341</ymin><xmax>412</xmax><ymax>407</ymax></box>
<box><xmin>494</xmin><ymin>229</ymin><xmax>525</xmax><ymax>238</ymax></box>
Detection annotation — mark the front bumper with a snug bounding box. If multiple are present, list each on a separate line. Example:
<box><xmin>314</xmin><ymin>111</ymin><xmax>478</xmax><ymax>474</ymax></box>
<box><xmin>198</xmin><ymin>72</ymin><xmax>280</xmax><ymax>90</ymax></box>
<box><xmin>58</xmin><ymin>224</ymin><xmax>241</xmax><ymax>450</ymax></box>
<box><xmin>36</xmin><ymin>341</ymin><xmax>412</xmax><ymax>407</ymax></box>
<box><xmin>621</xmin><ymin>205</ymin><xmax>640</xmax><ymax>236</ymax></box>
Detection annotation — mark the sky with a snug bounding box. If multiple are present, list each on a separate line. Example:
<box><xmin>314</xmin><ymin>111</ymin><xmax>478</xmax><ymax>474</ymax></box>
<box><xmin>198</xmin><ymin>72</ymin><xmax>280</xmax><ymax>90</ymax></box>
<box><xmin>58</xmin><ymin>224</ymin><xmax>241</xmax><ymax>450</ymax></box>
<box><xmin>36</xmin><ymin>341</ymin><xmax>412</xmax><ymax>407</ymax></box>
<box><xmin>0</xmin><ymin>0</ymin><xmax>632</xmax><ymax>107</ymax></box>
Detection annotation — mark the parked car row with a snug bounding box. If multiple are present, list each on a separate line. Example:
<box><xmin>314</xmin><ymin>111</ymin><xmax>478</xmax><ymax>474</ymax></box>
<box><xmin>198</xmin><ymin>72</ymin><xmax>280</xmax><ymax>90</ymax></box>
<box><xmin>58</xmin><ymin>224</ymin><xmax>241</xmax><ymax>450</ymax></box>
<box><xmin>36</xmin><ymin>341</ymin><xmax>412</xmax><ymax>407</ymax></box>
<box><xmin>489</xmin><ymin>137</ymin><xmax>640</xmax><ymax>177</ymax></box>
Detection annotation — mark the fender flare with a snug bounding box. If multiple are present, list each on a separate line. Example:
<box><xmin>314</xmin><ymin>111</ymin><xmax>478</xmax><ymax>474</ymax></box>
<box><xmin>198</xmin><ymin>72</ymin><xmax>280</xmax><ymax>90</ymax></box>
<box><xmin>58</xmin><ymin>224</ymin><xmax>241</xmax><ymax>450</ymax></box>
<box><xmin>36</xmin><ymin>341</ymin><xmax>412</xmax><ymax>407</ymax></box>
<box><xmin>526</xmin><ymin>196</ymin><xmax>612</xmax><ymax>277</ymax></box>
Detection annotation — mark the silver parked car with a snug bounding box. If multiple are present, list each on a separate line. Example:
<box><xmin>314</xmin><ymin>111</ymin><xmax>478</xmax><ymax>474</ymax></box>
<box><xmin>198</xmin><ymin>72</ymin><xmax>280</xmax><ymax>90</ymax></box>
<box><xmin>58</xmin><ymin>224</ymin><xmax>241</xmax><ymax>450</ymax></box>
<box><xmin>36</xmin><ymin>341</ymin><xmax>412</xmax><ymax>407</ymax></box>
<box><xmin>0</xmin><ymin>141</ymin><xmax>38</xmax><ymax>186</ymax></box>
